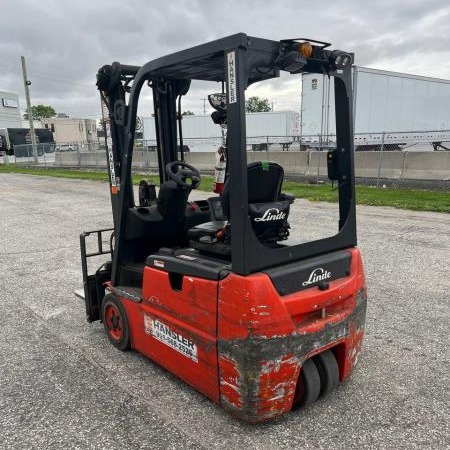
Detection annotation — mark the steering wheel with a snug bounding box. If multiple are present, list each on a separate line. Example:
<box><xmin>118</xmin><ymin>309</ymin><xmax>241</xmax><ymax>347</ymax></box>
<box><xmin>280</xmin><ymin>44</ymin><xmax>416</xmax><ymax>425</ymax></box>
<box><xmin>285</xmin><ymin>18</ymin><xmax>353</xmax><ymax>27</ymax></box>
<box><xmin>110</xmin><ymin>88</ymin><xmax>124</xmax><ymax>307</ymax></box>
<box><xmin>166</xmin><ymin>161</ymin><xmax>201</xmax><ymax>189</ymax></box>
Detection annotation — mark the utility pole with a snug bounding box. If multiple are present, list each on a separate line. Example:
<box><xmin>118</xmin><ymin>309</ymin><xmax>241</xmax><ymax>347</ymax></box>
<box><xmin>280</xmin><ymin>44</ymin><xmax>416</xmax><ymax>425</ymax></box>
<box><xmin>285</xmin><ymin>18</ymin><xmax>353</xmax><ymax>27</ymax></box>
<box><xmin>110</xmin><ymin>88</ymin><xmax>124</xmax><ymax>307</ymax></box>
<box><xmin>201</xmin><ymin>98</ymin><xmax>206</xmax><ymax>115</ymax></box>
<box><xmin>21</xmin><ymin>56</ymin><xmax>38</xmax><ymax>164</ymax></box>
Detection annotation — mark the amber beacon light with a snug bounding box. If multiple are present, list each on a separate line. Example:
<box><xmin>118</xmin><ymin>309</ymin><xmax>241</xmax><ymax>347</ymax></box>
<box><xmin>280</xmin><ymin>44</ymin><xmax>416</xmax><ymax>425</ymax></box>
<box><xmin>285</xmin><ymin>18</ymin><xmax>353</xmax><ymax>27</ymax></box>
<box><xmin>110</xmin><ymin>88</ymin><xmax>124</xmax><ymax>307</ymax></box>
<box><xmin>297</xmin><ymin>41</ymin><xmax>313</xmax><ymax>58</ymax></box>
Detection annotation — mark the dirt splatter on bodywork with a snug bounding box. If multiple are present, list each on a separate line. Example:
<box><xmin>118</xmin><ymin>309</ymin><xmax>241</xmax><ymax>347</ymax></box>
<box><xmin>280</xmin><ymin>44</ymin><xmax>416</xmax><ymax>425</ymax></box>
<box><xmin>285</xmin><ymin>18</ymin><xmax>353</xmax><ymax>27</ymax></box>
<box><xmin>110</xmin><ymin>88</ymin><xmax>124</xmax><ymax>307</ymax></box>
<box><xmin>217</xmin><ymin>248</ymin><xmax>367</xmax><ymax>422</ymax></box>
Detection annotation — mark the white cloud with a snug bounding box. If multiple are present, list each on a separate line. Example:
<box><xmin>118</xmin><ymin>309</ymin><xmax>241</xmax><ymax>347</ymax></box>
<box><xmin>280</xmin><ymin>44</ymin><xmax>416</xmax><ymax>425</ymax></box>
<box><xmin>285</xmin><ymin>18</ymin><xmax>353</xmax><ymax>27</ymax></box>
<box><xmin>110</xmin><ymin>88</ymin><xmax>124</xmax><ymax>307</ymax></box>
<box><xmin>0</xmin><ymin>0</ymin><xmax>449</xmax><ymax>119</ymax></box>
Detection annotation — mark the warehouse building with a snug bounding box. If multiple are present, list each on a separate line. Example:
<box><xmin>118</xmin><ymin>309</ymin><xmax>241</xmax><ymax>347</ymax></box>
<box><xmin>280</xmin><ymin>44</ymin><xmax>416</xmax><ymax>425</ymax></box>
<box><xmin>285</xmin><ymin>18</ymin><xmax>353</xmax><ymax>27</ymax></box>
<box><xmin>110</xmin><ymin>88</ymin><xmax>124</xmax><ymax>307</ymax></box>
<box><xmin>40</xmin><ymin>117</ymin><xmax>98</xmax><ymax>144</ymax></box>
<box><xmin>0</xmin><ymin>91</ymin><xmax>22</xmax><ymax>128</ymax></box>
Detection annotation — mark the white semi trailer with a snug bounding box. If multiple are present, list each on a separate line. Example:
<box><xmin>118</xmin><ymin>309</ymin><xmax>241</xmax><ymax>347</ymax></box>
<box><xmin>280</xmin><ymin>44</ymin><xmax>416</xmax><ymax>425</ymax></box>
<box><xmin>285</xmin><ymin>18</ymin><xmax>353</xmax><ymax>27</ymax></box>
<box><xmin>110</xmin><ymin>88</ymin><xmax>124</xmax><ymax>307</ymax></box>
<box><xmin>142</xmin><ymin>111</ymin><xmax>299</xmax><ymax>152</ymax></box>
<box><xmin>301</xmin><ymin>67</ymin><xmax>450</xmax><ymax>150</ymax></box>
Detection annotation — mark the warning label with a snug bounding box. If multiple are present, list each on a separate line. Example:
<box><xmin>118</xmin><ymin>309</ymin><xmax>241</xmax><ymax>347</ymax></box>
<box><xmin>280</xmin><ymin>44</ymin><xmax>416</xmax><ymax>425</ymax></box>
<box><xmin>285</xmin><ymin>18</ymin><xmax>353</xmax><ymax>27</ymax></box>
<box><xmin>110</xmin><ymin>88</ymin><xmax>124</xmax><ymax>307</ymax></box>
<box><xmin>144</xmin><ymin>315</ymin><xmax>198</xmax><ymax>362</ymax></box>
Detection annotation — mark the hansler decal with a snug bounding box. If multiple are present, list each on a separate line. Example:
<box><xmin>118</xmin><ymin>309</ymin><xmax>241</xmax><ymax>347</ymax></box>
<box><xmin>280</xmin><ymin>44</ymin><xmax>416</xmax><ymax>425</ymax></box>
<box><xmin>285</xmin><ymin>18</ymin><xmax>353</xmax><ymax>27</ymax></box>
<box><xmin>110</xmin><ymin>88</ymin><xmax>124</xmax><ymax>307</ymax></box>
<box><xmin>101</xmin><ymin>98</ymin><xmax>118</xmax><ymax>194</ymax></box>
<box><xmin>227</xmin><ymin>51</ymin><xmax>237</xmax><ymax>104</ymax></box>
<box><xmin>144</xmin><ymin>315</ymin><xmax>198</xmax><ymax>362</ymax></box>
<box><xmin>302</xmin><ymin>267</ymin><xmax>332</xmax><ymax>286</ymax></box>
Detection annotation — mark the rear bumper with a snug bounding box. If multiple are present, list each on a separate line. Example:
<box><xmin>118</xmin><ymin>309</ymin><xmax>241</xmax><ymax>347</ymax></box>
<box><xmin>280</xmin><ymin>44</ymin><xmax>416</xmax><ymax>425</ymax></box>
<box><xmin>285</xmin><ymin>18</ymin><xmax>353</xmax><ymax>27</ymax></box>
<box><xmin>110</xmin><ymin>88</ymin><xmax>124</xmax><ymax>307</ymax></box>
<box><xmin>218</xmin><ymin>289</ymin><xmax>367</xmax><ymax>422</ymax></box>
<box><xmin>217</xmin><ymin>247</ymin><xmax>367</xmax><ymax>422</ymax></box>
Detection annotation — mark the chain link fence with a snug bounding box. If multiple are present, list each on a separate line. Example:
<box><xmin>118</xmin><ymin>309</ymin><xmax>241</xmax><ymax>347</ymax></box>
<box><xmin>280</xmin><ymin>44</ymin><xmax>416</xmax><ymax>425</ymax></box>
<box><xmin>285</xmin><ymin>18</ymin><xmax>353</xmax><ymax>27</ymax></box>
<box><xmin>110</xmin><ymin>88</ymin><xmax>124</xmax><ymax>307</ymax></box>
<box><xmin>299</xmin><ymin>130</ymin><xmax>450</xmax><ymax>190</ymax></box>
<box><xmin>2</xmin><ymin>132</ymin><xmax>449</xmax><ymax>191</ymax></box>
<box><xmin>299</xmin><ymin>149</ymin><xmax>449</xmax><ymax>191</ymax></box>
<box><xmin>2</xmin><ymin>141</ymin><xmax>101</xmax><ymax>167</ymax></box>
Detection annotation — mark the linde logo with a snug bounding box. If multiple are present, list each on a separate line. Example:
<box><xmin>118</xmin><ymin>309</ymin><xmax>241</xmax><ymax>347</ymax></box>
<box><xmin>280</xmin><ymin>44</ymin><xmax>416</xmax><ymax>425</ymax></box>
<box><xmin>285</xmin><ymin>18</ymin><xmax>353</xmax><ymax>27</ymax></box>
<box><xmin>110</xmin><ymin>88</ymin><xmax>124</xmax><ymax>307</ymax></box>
<box><xmin>254</xmin><ymin>208</ymin><xmax>287</xmax><ymax>222</ymax></box>
<box><xmin>302</xmin><ymin>267</ymin><xmax>332</xmax><ymax>286</ymax></box>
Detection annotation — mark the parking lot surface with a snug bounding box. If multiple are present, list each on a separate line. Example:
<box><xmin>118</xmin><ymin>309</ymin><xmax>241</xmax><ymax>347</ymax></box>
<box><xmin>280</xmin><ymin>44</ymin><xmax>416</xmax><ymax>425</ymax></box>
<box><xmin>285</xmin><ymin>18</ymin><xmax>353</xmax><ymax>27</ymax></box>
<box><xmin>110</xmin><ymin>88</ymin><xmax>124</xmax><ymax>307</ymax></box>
<box><xmin>0</xmin><ymin>173</ymin><xmax>449</xmax><ymax>450</ymax></box>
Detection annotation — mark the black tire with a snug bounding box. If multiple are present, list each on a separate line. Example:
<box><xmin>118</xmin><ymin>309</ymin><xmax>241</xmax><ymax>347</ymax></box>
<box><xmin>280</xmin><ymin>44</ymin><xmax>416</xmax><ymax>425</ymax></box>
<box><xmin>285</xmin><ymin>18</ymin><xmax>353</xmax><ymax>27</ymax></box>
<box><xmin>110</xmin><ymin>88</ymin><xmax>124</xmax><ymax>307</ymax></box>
<box><xmin>293</xmin><ymin>358</ymin><xmax>321</xmax><ymax>409</ymax></box>
<box><xmin>313</xmin><ymin>350</ymin><xmax>340</xmax><ymax>398</ymax></box>
<box><xmin>101</xmin><ymin>293</ymin><xmax>130</xmax><ymax>351</ymax></box>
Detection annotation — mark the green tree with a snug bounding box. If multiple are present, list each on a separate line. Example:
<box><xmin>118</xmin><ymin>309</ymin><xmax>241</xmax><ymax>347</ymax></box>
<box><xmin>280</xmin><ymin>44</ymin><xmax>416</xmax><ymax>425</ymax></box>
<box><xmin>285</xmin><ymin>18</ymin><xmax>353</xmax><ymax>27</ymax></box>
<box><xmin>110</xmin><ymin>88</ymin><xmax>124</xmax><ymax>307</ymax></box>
<box><xmin>245</xmin><ymin>96</ymin><xmax>272</xmax><ymax>113</ymax></box>
<box><xmin>23</xmin><ymin>104</ymin><xmax>56</xmax><ymax>120</ymax></box>
<box><xmin>98</xmin><ymin>117</ymin><xmax>142</xmax><ymax>131</ymax></box>
<box><xmin>182</xmin><ymin>110</ymin><xmax>194</xmax><ymax>116</ymax></box>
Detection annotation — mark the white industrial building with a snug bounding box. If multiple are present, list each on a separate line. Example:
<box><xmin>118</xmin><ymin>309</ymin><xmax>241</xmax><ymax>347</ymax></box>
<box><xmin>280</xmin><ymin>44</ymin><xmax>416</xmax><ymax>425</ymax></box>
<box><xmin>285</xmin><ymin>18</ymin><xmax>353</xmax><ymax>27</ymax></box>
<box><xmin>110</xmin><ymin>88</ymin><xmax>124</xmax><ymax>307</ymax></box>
<box><xmin>0</xmin><ymin>91</ymin><xmax>22</xmax><ymax>128</ymax></box>
<box><xmin>40</xmin><ymin>117</ymin><xmax>98</xmax><ymax>144</ymax></box>
<box><xmin>142</xmin><ymin>111</ymin><xmax>299</xmax><ymax>151</ymax></box>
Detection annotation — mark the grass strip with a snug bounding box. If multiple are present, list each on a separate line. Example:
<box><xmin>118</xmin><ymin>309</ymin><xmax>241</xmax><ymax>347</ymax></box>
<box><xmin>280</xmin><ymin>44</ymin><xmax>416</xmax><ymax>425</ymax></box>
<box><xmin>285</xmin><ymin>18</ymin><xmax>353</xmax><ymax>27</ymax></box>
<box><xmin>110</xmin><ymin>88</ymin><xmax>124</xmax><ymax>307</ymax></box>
<box><xmin>1</xmin><ymin>165</ymin><xmax>448</xmax><ymax>213</ymax></box>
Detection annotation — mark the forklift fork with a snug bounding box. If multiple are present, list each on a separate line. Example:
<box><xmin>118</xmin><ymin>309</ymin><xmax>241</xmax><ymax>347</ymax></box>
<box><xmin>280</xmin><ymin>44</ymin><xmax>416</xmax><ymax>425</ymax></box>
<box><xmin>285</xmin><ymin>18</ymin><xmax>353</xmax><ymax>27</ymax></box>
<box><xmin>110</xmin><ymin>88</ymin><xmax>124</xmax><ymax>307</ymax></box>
<box><xmin>78</xmin><ymin>228</ymin><xmax>114</xmax><ymax>322</ymax></box>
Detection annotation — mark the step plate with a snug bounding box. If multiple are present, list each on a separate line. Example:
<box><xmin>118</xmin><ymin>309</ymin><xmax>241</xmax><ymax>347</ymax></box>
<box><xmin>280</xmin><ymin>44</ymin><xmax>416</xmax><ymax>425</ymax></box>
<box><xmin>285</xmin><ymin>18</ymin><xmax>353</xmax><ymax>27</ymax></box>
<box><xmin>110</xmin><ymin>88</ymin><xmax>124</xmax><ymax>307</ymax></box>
<box><xmin>74</xmin><ymin>289</ymin><xmax>85</xmax><ymax>300</ymax></box>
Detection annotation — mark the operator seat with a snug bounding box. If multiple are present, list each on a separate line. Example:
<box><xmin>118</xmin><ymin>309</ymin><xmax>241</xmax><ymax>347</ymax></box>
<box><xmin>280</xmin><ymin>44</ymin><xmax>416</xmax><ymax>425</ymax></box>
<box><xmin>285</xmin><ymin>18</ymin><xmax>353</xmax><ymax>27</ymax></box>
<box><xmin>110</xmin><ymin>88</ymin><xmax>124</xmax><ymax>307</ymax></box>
<box><xmin>157</xmin><ymin>180</ymin><xmax>190</xmax><ymax>220</ymax></box>
<box><xmin>156</xmin><ymin>161</ymin><xmax>202</xmax><ymax>221</ymax></box>
<box><xmin>188</xmin><ymin>162</ymin><xmax>294</xmax><ymax>255</ymax></box>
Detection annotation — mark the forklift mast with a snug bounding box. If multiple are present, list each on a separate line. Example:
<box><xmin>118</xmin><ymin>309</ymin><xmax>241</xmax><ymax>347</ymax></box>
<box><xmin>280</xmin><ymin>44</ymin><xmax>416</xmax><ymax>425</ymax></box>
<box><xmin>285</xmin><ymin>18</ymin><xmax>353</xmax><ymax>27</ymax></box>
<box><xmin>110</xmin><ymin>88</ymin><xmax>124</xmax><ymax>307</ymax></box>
<box><xmin>97</xmin><ymin>67</ymin><xmax>196</xmax><ymax>283</ymax></box>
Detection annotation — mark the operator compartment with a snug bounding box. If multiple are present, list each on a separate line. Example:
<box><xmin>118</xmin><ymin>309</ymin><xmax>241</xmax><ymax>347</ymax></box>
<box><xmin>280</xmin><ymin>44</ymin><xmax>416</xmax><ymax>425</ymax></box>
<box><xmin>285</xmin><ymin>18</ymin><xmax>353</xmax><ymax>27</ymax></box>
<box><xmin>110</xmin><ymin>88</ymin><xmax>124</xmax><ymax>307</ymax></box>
<box><xmin>188</xmin><ymin>162</ymin><xmax>295</xmax><ymax>258</ymax></box>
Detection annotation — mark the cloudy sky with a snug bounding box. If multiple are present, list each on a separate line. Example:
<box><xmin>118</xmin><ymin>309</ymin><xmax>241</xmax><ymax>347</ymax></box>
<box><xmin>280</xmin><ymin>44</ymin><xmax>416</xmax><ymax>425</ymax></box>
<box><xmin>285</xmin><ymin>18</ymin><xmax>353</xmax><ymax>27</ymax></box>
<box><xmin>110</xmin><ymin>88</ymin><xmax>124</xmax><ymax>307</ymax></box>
<box><xmin>1</xmin><ymin>0</ymin><xmax>449</xmax><ymax>120</ymax></box>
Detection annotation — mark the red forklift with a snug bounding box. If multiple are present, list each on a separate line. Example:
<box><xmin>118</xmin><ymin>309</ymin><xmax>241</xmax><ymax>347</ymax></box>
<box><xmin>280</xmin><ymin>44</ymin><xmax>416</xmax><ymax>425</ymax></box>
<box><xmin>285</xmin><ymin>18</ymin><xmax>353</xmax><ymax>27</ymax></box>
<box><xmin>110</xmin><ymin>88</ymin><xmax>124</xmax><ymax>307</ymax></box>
<box><xmin>79</xmin><ymin>34</ymin><xmax>367</xmax><ymax>422</ymax></box>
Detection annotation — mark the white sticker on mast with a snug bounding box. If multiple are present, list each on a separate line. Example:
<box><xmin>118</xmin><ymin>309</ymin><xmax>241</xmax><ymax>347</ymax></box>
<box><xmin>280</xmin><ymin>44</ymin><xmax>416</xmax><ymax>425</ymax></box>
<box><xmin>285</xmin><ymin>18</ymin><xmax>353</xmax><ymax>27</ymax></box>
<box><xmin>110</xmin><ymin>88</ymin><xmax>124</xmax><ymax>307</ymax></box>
<box><xmin>227</xmin><ymin>51</ymin><xmax>237</xmax><ymax>104</ymax></box>
<box><xmin>101</xmin><ymin>97</ymin><xmax>118</xmax><ymax>194</ymax></box>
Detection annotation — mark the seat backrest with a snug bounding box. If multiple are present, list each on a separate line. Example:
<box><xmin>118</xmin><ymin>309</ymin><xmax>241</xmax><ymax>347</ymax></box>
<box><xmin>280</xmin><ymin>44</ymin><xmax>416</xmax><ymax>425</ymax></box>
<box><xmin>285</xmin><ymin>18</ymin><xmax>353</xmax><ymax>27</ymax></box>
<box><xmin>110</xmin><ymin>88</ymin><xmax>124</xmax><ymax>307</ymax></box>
<box><xmin>157</xmin><ymin>180</ymin><xmax>189</xmax><ymax>220</ymax></box>
<box><xmin>222</xmin><ymin>162</ymin><xmax>284</xmax><ymax>217</ymax></box>
<box><xmin>221</xmin><ymin>162</ymin><xmax>289</xmax><ymax>243</ymax></box>
<box><xmin>248</xmin><ymin>161</ymin><xmax>284</xmax><ymax>202</ymax></box>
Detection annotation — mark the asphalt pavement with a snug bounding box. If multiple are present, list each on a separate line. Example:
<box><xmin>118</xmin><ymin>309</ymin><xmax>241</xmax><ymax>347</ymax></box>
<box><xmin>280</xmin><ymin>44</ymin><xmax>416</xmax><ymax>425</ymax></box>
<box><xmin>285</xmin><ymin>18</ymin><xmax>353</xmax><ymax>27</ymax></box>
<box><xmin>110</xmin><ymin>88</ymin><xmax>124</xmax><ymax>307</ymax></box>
<box><xmin>0</xmin><ymin>173</ymin><xmax>449</xmax><ymax>450</ymax></box>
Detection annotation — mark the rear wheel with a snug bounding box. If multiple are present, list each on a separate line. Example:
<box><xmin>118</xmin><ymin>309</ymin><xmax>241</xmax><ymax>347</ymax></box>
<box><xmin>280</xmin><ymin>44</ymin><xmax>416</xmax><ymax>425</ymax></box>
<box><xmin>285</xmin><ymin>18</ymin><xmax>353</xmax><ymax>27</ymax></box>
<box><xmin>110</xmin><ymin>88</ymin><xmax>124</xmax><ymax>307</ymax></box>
<box><xmin>313</xmin><ymin>349</ymin><xmax>340</xmax><ymax>398</ymax></box>
<box><xmin>101</xmin><ymin>294</ymin><xmax>130</xmax><ymax>351</ymax></box>
<box><xmin>293</xmin><ymin>358</ymin><xmax>321</xmax><ymax>409</ymax></box>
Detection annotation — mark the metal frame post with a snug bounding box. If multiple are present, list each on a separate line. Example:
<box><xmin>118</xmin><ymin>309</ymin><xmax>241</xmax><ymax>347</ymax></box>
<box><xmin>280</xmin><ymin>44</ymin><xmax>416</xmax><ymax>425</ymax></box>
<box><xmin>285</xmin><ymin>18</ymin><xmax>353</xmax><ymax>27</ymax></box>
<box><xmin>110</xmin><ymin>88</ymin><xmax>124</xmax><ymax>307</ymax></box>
<box><xmin>226</xmin><ymin>47</ymin><xmax>249</xmax><ymax>275</ymax></box>
<box><xmin>376</xmin><ymin>132</ymin><xmax>385</xmax><ymax>188</ymax></box>
<box><xmin>21</xmin><ymin>56</ymin><xmax>38</xmax><ymax>164</ymax></box>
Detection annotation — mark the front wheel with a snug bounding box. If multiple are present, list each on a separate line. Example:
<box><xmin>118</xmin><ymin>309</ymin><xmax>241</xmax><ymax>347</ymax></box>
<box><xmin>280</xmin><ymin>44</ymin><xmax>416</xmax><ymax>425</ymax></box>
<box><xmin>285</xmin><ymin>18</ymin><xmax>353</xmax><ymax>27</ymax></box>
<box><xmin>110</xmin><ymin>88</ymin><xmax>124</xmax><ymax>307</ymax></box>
<box><xmin>101</xmin><ymin>293</ymin><xmax>130</xmax><ymax>351</ymax></box>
